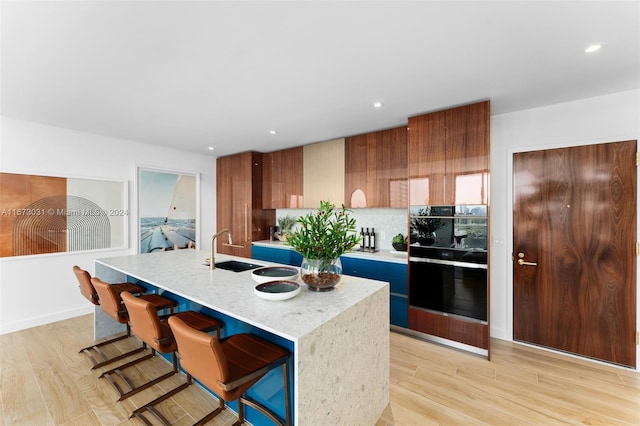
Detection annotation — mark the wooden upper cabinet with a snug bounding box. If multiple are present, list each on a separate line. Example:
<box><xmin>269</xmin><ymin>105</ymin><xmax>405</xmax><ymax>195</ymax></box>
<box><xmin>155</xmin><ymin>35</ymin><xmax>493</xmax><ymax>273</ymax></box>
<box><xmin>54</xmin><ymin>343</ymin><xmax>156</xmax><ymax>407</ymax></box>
<box><xmin>216</xmin><ymin>151</ymin><xmax>274</xmax><ymax>258</ymax></box>
<box><xmin>408</xmin><ymin>112</ymin><xmax>446</xmax><ymax>206</ymax></box>
<box><xmin>345</xmin><ymin>126</ymin><xmax>408</xmax><ymax>208</ymax></box>
<box><xmin>303</xmin><ymin>139</ymin><xmax>345</xmax><ymax>208</ymax></box>
<box><xmin>445</xmin><ymin>101</ymin><xmax>490</xmax><ymax>205</ymax></box>
<box><xmin>408</xmin><ymin>100</ymin><xmax>490</xmax><ymax>206</ymax></box>
<box><xmin>262</xmin><ymin>146</ymin><xmax>303</xmax><ymax>208</ymax></box>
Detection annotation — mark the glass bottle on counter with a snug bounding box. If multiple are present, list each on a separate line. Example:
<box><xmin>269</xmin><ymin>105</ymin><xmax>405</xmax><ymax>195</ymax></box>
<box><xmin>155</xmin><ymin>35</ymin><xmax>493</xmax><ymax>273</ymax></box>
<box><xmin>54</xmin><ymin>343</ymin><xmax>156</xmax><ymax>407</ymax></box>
<box><xmin>370</xmin><ymin>228</ymin><xmax>376</xmax><ymax>250</ymax></box>
<box><xmin>360</xmin><ymin>228</ymin><xmax>365</xmax><ymax>250</ymax></box>
<box><xmin>364</xmin><ymin>228</ymin><xmax>370</xmax><ymax>250</ymax></box>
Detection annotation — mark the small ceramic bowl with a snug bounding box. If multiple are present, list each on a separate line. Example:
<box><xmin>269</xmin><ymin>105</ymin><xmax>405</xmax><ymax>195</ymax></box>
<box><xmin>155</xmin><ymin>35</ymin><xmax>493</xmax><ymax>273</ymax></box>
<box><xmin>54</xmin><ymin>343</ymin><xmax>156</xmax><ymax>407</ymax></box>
<box><xmin>251</xmin><ymin>266</ymin><xmax>299</xmax><ymax>284</ymax></box>
<box><xmin>392</xmin><ymin>242</ymin><xmax>407</xmax><ymax>251</ymax></box>
<box><xmin>254</xmin><ymin>280</ymin><xmax>301</xmax><ymax>301</ymax></box>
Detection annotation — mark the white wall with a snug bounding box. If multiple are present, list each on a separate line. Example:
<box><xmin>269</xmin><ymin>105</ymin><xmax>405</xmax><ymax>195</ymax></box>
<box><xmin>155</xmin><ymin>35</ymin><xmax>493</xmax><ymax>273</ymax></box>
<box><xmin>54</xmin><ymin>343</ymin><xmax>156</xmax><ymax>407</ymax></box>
<box><xmin>489</xmin><ymin>89</ymin><xmax>640</xmax><ymax>368</ymax></box>
<box><xmin>0</xmin><ymin>117</ymin><xmax>216</xmax><ymax>334</ymax></box>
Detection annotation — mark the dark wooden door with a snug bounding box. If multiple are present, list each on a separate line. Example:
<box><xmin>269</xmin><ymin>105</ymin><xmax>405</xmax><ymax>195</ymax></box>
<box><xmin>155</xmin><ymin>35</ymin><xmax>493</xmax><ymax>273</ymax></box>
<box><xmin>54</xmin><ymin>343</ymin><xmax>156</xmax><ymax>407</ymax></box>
<box><xmin>513</xmin><ymin>141</ymin><xmax>637</xmax><ymax>368</ymax></box>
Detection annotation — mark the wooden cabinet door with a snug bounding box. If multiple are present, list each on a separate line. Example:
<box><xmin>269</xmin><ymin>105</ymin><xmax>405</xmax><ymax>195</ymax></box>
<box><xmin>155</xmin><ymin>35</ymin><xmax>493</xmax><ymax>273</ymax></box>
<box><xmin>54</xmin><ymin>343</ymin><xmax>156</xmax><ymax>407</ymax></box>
<box><xmin>408</xmin><ymin>111</ymin><xmax>446</xmax><ymax>206</ymax></box>
<box><xmin>250</xmin><ymin>152</ymin><xmax>274</xmax><ymax>247</ymax></box>
<box><xmin>379</xmin><ymin>127</ymin><xmax>408</xmax><ymax>207</ymax></box>
<box><xmin>446</xmin><ymin>101</ymin><xmax>490</xmax><ymax>205</ymax></box>
<box><xmin>408</xmin><ymin>101</ymin><xmax>489</xmax><ymax>206</ymax></box>
<box><xmin>217</xmin><ymin>152</ymin><xmax>273</xmax><ymax>258</ymax></box>
<box><xmin>216</xmin><ymin>152</ymin><xmax>253</xmax><ymax>257</ymax></box>
<box><xmin>345</xmin><ymin>132</ymin><xmax>378</xmax><ymax>207</ymax></box>
<box><xmin>303</xmin><ymin>139</ymin><xmax>345</xmax><ymax>208</ymax></box>
<box><xmin>263</xmin><ymin>147</ymin><xmax>303</xmax><ymax>208</ymax></box>
<box><xmin>345</xmin><ymin>127</ymin><xmax>408</xmax><ymax>208</ymax></box>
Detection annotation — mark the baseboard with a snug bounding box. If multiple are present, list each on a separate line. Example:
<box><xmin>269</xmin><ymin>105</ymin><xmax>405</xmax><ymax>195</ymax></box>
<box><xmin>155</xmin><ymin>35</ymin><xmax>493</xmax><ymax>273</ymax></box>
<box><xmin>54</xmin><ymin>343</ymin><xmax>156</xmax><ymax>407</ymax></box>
<box><xmin>0</xmin><ymin>306</ymin><xmax>93</xmax><ymax>335</ymax></box>
<box><xmin>490</xmin><ymin>326</ymin><xmax>511</xmax><ymax>341</ymax></box>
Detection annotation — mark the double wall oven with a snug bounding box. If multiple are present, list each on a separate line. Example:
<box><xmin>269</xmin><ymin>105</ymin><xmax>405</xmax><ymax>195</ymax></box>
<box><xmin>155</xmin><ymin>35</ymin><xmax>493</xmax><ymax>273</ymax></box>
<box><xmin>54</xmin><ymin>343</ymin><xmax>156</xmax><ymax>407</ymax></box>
<box><xmin>409</xmin><ymin>205</ymin><xmax>488</xmax><ymax>324</ymax></box>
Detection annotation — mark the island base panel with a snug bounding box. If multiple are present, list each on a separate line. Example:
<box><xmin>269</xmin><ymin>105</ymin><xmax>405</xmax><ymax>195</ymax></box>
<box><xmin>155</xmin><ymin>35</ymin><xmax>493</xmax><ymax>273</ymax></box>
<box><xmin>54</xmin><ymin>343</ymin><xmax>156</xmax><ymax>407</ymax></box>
<box><xmin>296</xmin><ymin>287</ymin><xmax>389</xmax><ymax>424</ymax></box>
<box><xmin>93</xmin><ymin>263</ymin><xmax>127</xmax><ymax>339</ymax></box>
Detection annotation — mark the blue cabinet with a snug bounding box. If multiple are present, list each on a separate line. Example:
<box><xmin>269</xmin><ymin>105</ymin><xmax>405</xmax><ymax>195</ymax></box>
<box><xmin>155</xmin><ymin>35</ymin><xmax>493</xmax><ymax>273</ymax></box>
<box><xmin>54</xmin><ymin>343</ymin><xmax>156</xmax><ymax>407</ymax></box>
<box><xmin>340</xmin><ymin>257</ymin><xmax>407</xmax><ymax>295</ymax></box>
<box><xmin>252</xmin><ymin>245</ymin><xmax>408</xmax><ymax>328</ymax></box>
<box><xmin>252</xmin><ymin>245</ymin><xmax>303</xmax><ymax>267</ymax></box>
<box><xmin>341</xmin><ymin>256</ymin><xmax>408</xmax><ymax>328</ymax></box>
<box><xmin>390</xmin><ymin>294</ymin><xmax>409</xmax><ymax>328</ymax></box>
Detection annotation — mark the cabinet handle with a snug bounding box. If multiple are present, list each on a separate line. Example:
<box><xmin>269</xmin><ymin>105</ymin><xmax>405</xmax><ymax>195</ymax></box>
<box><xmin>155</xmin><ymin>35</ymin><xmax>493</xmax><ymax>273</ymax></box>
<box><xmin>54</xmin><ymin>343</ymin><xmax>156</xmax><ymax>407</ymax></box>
<box><xmin>517</xmin><ymin>259</ymin><xmax>537</xmax><ymax>266</ymax></box>
<box><xmin>245</xmin><ymin>203</ymin><xmax>248</xmax><ymax>242</ymax></box>
<box><xmin>222</xmin><ymin>243</ymin><xmax>246</xmax><ymax>249</ymax></box>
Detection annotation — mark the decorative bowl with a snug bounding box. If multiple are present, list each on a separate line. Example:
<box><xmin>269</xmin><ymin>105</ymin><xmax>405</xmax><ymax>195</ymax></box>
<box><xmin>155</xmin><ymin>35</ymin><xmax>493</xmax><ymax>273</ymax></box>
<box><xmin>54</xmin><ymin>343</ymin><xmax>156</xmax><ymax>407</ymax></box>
<box><xmin>251</xmin><ymin>266</ymin><xmax>299</xmax><ymax>284</ymax></box>
<box><xmin>392</xmin><ymin>242</ymin><xmax>407</xmax><ymax>251</ymax></box>
<box><xmin>254</xmin><ymin>280</ymin><xmax>301</xmax><ymax>301</ymax></box>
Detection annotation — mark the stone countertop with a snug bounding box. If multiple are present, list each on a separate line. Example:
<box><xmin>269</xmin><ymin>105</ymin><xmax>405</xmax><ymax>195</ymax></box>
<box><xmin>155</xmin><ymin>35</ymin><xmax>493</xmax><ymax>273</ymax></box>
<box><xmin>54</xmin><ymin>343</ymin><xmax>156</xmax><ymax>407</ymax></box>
<box><xmin>95</xmin><ymin>249</ymin><xmax>389</xmax><ymax>342</ymax></box>
<box><xmin>252</xmin><ymin>240</ymin><xmax>408</xmax><ymax>264</ymax></box>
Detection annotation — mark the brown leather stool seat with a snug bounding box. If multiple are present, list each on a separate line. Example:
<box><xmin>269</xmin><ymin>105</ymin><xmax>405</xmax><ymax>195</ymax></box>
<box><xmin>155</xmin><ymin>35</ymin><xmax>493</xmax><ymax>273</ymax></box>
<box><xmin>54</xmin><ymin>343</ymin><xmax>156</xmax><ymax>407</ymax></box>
<box><xmin>103</xmin><ymin>290</ymin><xmax>223</xmax><ymax>418</ymax></box>
<box><xmin>167</xmin><ymin>315</ymin><xmax>291</xmax><ymax>426</ymax></box>
<box><xmin>74</xmin><ymin>266</ymin><xmax>150</xmax><ymax>369</ymax></box>
<box><xmin>89</xmin><ymin>277</ymin><xmax>177</xmax><ymax>372</ymax></box>
<box><xmin>75</xmin><ymin>265</ymin><xmax>145</xmax><ymax>305</ymax></box>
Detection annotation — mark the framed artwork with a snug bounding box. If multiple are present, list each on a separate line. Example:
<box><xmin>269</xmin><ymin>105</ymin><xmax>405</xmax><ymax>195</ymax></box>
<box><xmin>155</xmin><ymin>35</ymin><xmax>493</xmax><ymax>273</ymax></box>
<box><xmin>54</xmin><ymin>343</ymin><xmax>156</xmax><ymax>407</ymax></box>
<box><xmin>0</xmin><ymin>172</ymin><xmax>128</xmax><ymax>258</ymax></box>
<box><xmin>137</xmin><ymin>167</ymin><xmax>199</xmax><ymax>253</ymax></box>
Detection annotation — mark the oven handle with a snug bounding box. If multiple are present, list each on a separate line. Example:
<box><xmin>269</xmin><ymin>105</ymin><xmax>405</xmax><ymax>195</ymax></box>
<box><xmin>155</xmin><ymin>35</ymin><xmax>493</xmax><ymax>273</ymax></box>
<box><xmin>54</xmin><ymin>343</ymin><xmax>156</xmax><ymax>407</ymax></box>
<box><xmin>409</xmin><ymin>256</ymin><xmax>488</xmax><ymax>270</ymax></box>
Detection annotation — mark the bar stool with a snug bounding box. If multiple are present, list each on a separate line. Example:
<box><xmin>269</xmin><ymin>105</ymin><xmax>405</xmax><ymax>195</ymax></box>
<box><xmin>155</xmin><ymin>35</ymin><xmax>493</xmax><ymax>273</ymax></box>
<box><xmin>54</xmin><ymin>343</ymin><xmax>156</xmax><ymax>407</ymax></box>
<box><xmin>74</xmin><ymin>265</ymin><xmax>149</xmax><ymax>369</ymax></box>
<box><xmin>103</xmin><ymin>290</ymin><xmax>223</xmax><ymax>415</ymax></box>
<box><xmin>89</xmin><ymin>277</ymin><xmax>177</xmax><ymax>376</ymax></box>
<box><xmin>168</xmin><ymin>315</ymin><xmax>291</xmax><ymax>426</ymax></box>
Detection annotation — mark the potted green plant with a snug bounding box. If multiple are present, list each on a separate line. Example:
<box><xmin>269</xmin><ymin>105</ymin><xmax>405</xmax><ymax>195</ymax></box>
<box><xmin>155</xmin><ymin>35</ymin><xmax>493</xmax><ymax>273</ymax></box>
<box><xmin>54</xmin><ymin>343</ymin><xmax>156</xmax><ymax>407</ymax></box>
<box><xmin>392</xmin><ymin>233</ymin><xmax>408</xmax><ymax>251</ymax></box>
<box><xmin>276</xmin><ymin>214</ymin><xmax>297</xmax><ymax>241</ymax></box>
<box><xmin>287</xmin><ymin>200</ymin><xmax>360</xmax><ymax>291</ymax></box>
<box><xmin>410</xmin><ymin>208</ymin><xmax>444</xmax><ymax>245</ymax></box>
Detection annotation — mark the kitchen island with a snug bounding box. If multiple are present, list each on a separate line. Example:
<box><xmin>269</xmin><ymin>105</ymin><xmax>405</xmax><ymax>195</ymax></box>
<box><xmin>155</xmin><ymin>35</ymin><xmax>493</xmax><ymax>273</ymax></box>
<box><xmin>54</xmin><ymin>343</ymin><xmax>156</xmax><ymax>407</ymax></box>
<box><xmin>94</xmin><ymin>249</ymin><xmax>389</xmax><ymax>425</ymax></box>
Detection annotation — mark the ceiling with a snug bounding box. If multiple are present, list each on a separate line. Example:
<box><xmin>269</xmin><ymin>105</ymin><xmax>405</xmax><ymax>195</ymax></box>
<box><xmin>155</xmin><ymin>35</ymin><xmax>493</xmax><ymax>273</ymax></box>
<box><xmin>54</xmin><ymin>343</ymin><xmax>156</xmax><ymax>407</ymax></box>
<box><xmin>2</xmin><ymin>1</ymin><xmax>639</xmax><ymax>157</ymax></box>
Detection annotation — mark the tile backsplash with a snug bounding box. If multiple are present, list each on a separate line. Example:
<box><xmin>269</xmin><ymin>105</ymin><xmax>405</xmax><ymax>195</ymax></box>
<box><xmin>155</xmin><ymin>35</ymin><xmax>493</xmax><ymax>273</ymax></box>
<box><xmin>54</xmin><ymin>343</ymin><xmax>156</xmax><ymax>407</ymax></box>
<box><xmin>275</xmin><ymin>207</ymin><xmax>408</xmax><ymax>251</ymax></box>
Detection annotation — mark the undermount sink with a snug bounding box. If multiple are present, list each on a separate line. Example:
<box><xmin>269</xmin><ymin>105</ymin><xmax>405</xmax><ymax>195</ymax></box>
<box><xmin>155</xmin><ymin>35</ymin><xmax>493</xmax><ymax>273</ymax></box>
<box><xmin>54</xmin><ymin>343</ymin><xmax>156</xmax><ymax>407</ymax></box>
<box><xmin>214</xmin><ymin>260</ymin><xmax>263</xmax><ymax>272</ymax></box>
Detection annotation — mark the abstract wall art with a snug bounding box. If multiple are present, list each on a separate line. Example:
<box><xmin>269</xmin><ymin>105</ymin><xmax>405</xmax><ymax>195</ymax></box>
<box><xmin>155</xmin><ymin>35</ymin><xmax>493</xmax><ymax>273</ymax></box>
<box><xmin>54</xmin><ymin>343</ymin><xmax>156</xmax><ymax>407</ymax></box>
<box><xmin>0</xmin><ymin>172</ymin><xmax>128</xmax><ymax>258</ymax></box>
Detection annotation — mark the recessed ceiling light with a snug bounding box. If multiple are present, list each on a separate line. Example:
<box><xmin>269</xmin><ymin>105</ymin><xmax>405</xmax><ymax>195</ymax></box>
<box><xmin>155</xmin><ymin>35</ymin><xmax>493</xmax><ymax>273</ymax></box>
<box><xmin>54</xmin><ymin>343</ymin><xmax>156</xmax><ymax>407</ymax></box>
<box><xmin>269</xmin><ymin>130</ymin><xmax>277</xmax><ymax>135</ymax></box>
<box><xmin>208</xmin><ymin>146</ymin><xmax>215</xmax><ymax>151</ymax></box>
<box><xmin>585</xmin><ymin>44</ymin><xmax>602</xmax><ymax>53</ymax></box>
<box><xmin>373</xmin><ymin>102</ymin><xmax>383</xmax><ymax>108</ymax></box>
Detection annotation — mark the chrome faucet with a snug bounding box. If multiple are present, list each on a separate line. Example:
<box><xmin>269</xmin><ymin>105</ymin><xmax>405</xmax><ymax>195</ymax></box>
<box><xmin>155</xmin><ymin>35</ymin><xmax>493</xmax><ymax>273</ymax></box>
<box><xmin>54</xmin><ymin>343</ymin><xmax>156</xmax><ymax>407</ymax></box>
<box><xmin>210</xmin><ymin>229</ymin><xmax>233</xmax><ymax>270</ymax></box>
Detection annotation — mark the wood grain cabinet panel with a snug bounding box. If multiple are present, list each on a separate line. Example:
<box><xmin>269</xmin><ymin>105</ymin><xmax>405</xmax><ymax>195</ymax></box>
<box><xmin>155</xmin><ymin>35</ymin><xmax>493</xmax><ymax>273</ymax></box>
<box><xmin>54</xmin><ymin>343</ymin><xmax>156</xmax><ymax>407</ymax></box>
<box><xmin>408</xmin><ymin>112</ymin><xmax>446</xmax><ymax>206</ymax></box>
<box><xmin>345</xmin><ymin>126</ymin><xmax>407</xmax><ymax>208</ymax></box>
<box><xmin>262</xmin><ymin>146</ymin><xmax>303</xmax><ymax>208</ymax></box>
<box><xmin>216</xmin><ymin>152</ymin><xmax>274</xmax><ymax>258</ymax></box>
<box><xmin>445</xmin><ymin>101</ymin><xmax>490</xmax><ymax>205</ymax></box>
<box><xmin>303</xmin><ymin>139</ymin><xmax>345</xmax><ymax>208</ymax></box>
<box><xmin>408</xmin><ymin>307</ymin><xmax>488</xmax><ymax>349</ymax></box>
<box><xmin>408</xmin><ymin>101</ymin><xmax>489</xmax><ymax>206</ymax></box>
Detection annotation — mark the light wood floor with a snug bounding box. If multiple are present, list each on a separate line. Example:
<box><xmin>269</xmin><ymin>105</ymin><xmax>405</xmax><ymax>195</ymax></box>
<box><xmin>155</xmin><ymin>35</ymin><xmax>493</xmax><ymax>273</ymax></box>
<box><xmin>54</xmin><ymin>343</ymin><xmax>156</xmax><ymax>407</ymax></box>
<box><xmin>1</xmin><ymin>315</ymin><xmax>638</xmax><ymax>425</ymax></box>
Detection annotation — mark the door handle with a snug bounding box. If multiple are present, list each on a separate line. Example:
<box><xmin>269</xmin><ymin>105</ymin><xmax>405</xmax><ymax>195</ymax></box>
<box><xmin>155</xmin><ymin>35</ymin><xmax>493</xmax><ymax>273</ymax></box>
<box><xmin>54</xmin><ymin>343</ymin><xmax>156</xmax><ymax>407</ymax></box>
<box><xmin>516</xmin><ymin>252</ymin><xmax>537</xmax><ymax>266</ymax></box>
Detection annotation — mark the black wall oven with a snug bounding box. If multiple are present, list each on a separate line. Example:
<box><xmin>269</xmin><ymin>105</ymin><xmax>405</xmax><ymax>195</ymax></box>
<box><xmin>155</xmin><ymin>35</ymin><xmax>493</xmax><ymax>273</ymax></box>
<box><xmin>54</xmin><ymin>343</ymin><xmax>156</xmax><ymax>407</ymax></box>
<box><xmin>409</xmin><ymin>205</ymin><xmax>488</xmax><ymax>323</ymax></box>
